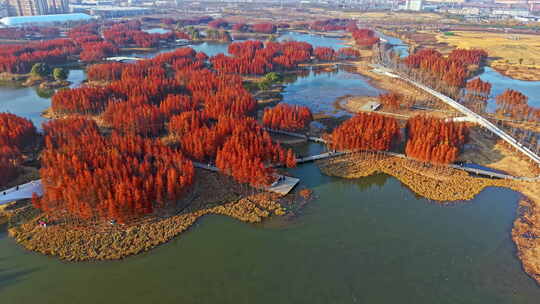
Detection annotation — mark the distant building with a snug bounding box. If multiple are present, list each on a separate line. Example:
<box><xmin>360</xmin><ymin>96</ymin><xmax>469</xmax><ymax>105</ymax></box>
<box><xmin>0</xmin><ymin>2</ymin><xmax>9</xmax><ymax>17</ymax></box>
<box><xmin>406</xmin><ymin>0</ymin><xmax>423</xmax><ymax>10</ymax></box>
<box><xmin>46</xmin><ymin>0</ymin><xmax>68</xmax><ymax>14</ymax></box>
<box><xmin>7</xmin><ymin>0</ymin><xmax>48</xmax><ymax>16</ymax></box>
<box><xmin>0</xmin><ymin>12</ymin><xmax>92</xmax><ymax>25</ymax></box>
<box><xmin>70</xmin><ymin>5</ymin><xmax>151</xmax><ymax>17</ymax></box>
<box><xmin>6</xmin><ymin>0</ymin><xmax>69</xmax><ymax>16</ymax></box>
<box><xmin>492</xmin><ymin>8</ymin><xmax>530</xmax><ymax>17</ymax></box>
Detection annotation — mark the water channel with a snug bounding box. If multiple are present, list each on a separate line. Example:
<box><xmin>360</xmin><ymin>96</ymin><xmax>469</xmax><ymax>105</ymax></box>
<box><xmin>1</xmin><ymin>32</ymin><xmax>540</xmax><ymax>303</ymax></box>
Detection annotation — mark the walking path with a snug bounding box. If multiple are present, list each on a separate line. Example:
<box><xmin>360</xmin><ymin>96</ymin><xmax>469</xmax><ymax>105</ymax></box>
<box><xmin>373</xmin><ymin>64</ymin><xmax>540</xmax><ymax>165</ymax></box>
<box><xmin>0</xmin><ymin>180</ymin><xmax>42</xmax><ymax>205</ymax></box>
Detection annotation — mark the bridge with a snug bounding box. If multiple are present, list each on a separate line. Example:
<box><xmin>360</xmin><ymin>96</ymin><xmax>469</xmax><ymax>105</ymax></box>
<box><xmin>296</xmin><ymin>151</ymin><xmax>345</xmax><ymax>163</ymax></box>
<box><xmin>105</xmin><ymin>56</ymin><xmax>144</xmax><ymax>62</ymax></box>
<box><xmin>264</xmin><ymin>128</ymin><xmax>327</xmax><ymax>144</ymax></box>
<box><xmin>373</xmin><ymin>64</ymin><xmax>540</xmax><ymax>165</ymax></box>
<box><xmin>0</xmin><ymin>180</ymin><xmax>42</xmax><ymax>205</ymax></box>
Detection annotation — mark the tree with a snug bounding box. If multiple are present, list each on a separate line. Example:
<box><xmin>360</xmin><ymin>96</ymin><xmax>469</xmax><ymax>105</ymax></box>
<box><xmin>264</xmin><ymin>72</ymin><xmax>282</xmax><ymax>83</ymax></box>
<box><xmin>31</xmin><ymin>63</ymin><xmax>51</xmax><ymax>78</ymax></box>
<box><xmin>326</xmin><ymin>113</ymin><xmax>400</xmax><ymax>152</ymax></box>
<box><xmin>53</xmin><ymin>67</ymin><xmax>69</xmax><ymax>81</ymax></box>
<box><xmin>404</xmin><ymin>115</ymin><xmax>468</xmax><ymax>164</ymax></box>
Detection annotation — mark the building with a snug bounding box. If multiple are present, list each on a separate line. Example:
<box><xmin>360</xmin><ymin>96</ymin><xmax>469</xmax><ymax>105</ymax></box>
<box><xmin>406</xmin><ymin>0</ymin><xmax>423</xmax><ymax>10</ymax></box>
<box><xmin>0</xmin><ymin>12</ymin><xmax>92</xmax><ymax>25</ymax></box>
<box><xmin>6</xmin><ymin>0</ymin><xmax>69</xmax><ymax>16</ymax></box>
<box><xmin>46</xmin><ymin>0</ymin><xmax>68</xmax><ymax>14</ymax></box>
<box><xmin>0</xmin><ymin>2</ymin><xmax>9</xmax><ymax>17</ymax></box>
<box><xmin>7</xmin><ymin>0</ymin><xmax>48</xmax><ymax>16</ymax></box>
<box><xmin>70</xmin><ymin>5</ymin><xmax>151</xmax><ymax>17</ymax></box>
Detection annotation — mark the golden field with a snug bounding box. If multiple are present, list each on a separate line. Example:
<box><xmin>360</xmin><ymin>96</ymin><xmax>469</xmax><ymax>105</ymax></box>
<box><xmin>436</xmin><ymin>31</ymin><xmax>540</xmax><ymax>81</ymax></box>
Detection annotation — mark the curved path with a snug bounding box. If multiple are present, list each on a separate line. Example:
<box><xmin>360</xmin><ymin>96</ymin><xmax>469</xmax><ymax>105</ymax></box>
<box><xmin>373</xmin><ymin>64</ymin><xmax>540</xmax><ymax>165</ymax></box>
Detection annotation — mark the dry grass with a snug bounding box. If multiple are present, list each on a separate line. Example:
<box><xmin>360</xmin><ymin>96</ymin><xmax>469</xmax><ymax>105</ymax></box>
<box><xmin>339</xmin><ymin>11</ymin><xmax>445</xmax><ymax>23</ymax></box>
<box><xmin>459</xmin><ymin>127</ymin><xmax>540</xmax><ymax>178</ymax></box>
<box><xmin>436</xmin><ymin>31</ymin><xmax>540</xmax><ymax>81</ymax></box>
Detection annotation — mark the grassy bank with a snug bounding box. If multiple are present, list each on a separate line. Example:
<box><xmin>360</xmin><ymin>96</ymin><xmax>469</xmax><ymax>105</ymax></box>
<box><xmin>7</xmin><ymin>169</ymin><xmax>300</xmax><ymax>261</ymax></box>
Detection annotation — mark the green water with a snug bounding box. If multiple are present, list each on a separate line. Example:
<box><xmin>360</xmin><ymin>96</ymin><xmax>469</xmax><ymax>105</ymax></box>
<box><xmin>1</xmin><ymin>156</ymin><xmax>539</xmax><ymax>303</ymax></box>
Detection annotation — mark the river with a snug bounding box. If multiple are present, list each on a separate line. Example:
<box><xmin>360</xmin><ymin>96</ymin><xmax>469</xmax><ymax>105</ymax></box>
<box><xmin>1</xmin><ymin>32</ymin><xmax>540</xmax><ymax>303</ymax></box>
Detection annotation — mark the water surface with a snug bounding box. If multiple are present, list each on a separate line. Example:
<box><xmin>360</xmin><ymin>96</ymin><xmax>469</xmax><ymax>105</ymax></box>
<box><xmin>278</xmin><ymin>31</ymin><xmax>347</xmax><ymax>50</ymax></box>
<box><xmin>281</xmin><ymin>67</ymin><xmax>382</xmax><ymax>116</ymax></box>
<box><xmin>475</xmin><ymin>67</ymin><xmax>540</xmax><ymax>112</ymax></box>
<box><xmin>1</xmin><ymin>158</ymin><xmax>538</xmax><ymax>303</ymax></box>
<box><xmin>0</xmin><ymin>69</ymin><xmax>85</xmax><ymax>129</ymax></box>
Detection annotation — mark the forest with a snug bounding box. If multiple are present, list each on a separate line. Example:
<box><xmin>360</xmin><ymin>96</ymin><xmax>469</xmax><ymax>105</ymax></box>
<box><xmin>211</xmin><ymin>40</ymin><xmax>313</xmax><ymax>75</ymax></box>
<box><xmin>34</xmin><ymin>117</ymin><xmax>194</xmax><ymax>223</ymax></box>
<box><xmin>35</xmin><ymin>44</ymin><xmax>301</xmax><ymax>223</ymax></box>
<box><xmin>0</xmin><ymin>21</ymin><xmax>193</xmax><ymax>73</ymax></box>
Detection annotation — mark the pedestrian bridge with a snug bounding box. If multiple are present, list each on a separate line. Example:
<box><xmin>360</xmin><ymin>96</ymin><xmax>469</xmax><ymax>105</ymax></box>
<box><xmin>105</xmin><ymin>56</ymin><xmax>144</xmax><ymax>62</ymax></box>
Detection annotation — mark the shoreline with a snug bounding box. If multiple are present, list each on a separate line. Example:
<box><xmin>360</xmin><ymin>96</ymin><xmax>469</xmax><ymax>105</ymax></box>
<box><xmin>6</xmin><ymin>169</ymin><xmax>301</xmax><ymax>262</ymax></box>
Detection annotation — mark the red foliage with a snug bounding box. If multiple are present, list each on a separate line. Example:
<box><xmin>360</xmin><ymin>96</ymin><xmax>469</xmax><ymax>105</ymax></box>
<box><xmin>403</xmin><ymin>48</ymin><xmax>470</xmax><ymax>88</ymax></box>
<box><xmin>378</xmin><ymin>93</ymin><xmax>401</xmax><ymax>110</ymax></box>
<box><xmin>0</xmin><ymin>39</ymin><xmax>79</xmax><ymax>73</ymax></box>
<box><xmin>34</xmin><ymin>118</ymin><xmax>194</xmax><ymax>223</ymax></box>
<box><xmin>326</xmin><ymin>113</ymin><xmax>400</xmax><ymax>151</ymax></box>
<box><xmin>52</xmin><ymin>87</ymin><xmax>114</xmax><ymax>115</ymax></box>
<box><xmin>0</xmin><ymin>113</ymin><xmax>38</xmax><ymax>149</ymax></box>
<box><xmin>216</xmin><ymin>119</ymin><xmax>295</xmax><ymax>187</ymax></box>
<box><xmin>251</xmin><ymin>23</ymin><xmax>276</xmax><ymax>34</ymax></box>
<box><xmin>466</xmin><ymin>78</ymin><xmax>491</xmax><ymax>95</ymax></box>
<box><xmin>313</xmin><ymin>47</ymin><xmax>335</xmax><ymax>61</ymax></box>
<box><xmin>310</xmin><ymin>19</ymin><xmax>349</xmax><ymax>32</ymax></box>
<box><xmin>352</xmin><ymin>29</ymin><xmax>380</xmax><ymax>48</ymax></box>
<box><xmin>405</xmin><ymin>116</ymin><xmax>468</xmax><ymax>164</ymax></box>
<box><xmin>102</xmin><ymin>97</ymin><xmax>165</xmax><ymax>137</ymax></box>
<box><xmin>448</xmin><ymin>49</ymin><xmax>487</xmax><ymax>66</ymax></box>
<box><xmin>495</xmin><ymin>89</ymin><xmax>537</xmax><ymax>121</ymax></box>
<box><xmin>336</xmin><ymin>47</ymin><xmax>360</xmax><ymax>60</ymax></box>
<box><xmin>0</xmin><ymin>113</ymin><xmax>38</xmax><ymax>187</ymax></box>
<box><xmin>80</xmin><ymin>41</ymin><xmax>119</xmax><ymax>63</ymax></box>
<box><xmin>87</xmin><ymin>62</ymin><xmax>126</xmax><ymax>82</ymax></box>
<box><xmin>262</xmin><ymin>104</ymin><xmax>313</xmax><ymax>131</ymax></box>
<box><xmin>168</xmin><ymin>111</ymin><xmax>207</xmax><ymax>136</ymax></box>
<box><xmin>212</xmin><ymin>40</ymin><xmax>313</xmax><ymax>75</ymax></box>
<box><xmin>232</xmin><ymin>23</ymin><xmax>247</xmax><ymax>32</ymax></box>
<box><xmin>208</xmin><ymin>19</ymin><xmax>229</xmax><ymax>29</ymax></box>
<box><xmin>47</xmin><ymin>41</ymin><xmax>299</xmax><ymax>197</ymax></box>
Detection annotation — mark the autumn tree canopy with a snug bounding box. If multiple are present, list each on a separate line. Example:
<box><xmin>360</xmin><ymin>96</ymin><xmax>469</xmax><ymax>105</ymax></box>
<box><xmin>326</xmin><ymin>113</ymin><xmax>400</xmax><ymax>151</ymax></box>
<box><xmin>405</xmin><ymin>115</ymin><xmax>469</xmax><ymax>164</ymax></box>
